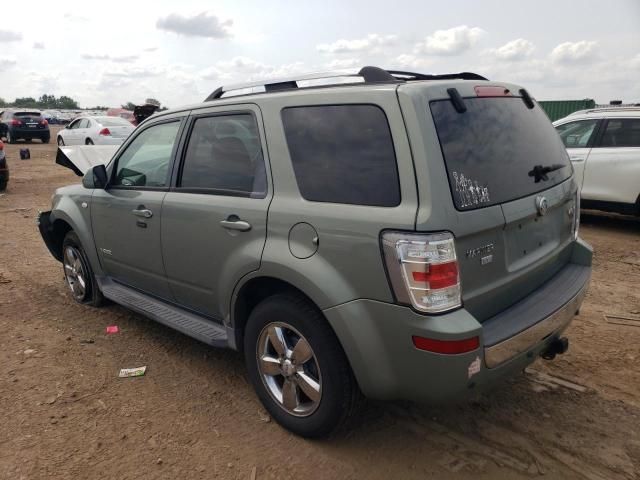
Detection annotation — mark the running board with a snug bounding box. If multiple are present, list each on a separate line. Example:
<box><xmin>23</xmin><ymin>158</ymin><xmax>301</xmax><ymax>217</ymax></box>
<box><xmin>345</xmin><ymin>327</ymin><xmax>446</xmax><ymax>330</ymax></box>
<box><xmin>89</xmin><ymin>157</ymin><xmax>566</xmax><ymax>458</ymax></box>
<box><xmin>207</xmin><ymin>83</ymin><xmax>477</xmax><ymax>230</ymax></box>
<box><xmin>97</xmin><ymin>278</ymin><xmax>229</xmax><ymax>348</ymax></box>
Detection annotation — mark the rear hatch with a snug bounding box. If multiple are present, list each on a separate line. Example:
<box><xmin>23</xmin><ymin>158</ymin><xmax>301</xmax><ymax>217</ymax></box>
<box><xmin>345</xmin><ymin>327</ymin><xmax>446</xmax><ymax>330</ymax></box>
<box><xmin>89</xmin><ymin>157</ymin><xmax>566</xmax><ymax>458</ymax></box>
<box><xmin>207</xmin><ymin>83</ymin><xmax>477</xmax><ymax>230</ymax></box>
<box><xmin>412</xmin><ymin>85</ymin><xmax>577</xmax><ymax>321</ymax></box>
<box><xmin>14</xmin><ymin>112</ymin><xmax>47</xmax><ymax>131</ymax></box>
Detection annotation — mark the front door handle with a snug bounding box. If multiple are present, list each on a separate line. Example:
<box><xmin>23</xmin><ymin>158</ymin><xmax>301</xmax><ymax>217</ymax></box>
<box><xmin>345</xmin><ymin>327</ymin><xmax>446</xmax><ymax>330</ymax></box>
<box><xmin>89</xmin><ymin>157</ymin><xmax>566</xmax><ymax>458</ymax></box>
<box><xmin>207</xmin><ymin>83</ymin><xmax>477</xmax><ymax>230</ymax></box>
<box><xmin>132</xmin><ymin>207</ymin><xmax>153</xmax><ymax>218</ymax></box>
<box><xmin>220</xmin><ymin>217</ymin><xmax>252</xmax><ymax>232</ymax></box>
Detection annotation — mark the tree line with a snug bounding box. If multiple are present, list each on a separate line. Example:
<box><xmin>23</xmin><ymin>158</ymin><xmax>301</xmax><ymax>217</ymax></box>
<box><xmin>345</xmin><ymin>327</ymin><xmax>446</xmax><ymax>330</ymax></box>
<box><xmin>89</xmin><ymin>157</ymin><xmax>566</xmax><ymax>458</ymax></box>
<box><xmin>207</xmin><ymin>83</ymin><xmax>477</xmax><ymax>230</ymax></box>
<box><xmin>0</xmin><ymin>94</ymin><xmax>80</xmax><ymax>110</ymax></box>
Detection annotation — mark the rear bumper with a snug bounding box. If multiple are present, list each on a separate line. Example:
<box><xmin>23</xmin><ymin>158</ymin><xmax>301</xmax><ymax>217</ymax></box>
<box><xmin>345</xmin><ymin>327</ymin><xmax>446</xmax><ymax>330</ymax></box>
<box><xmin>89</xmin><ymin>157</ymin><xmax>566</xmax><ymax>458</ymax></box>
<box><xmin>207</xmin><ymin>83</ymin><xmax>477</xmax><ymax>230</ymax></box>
<box><xmin>324</xmin><ymin>238</ymin><xmax>592</xmax><ymax>402</ymax></box>
<box><xmin>10</xmin><ymin>127</ymin><xmax>50</xmax><ymax>139</ymax></box>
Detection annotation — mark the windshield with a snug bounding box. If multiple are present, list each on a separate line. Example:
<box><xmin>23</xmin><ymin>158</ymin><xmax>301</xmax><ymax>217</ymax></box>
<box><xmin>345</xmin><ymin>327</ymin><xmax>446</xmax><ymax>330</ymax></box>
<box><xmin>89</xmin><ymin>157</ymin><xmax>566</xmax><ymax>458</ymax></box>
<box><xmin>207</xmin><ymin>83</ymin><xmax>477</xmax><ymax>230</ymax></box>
<box><xmin>430</xmin><ymin>97</ymin><xmax>572</xmax><ymax>210</ymax></box>
<box><xmin>95</xmin><ymin>117</ymin><xmax>132</xmax><ymax>126</ymax></box>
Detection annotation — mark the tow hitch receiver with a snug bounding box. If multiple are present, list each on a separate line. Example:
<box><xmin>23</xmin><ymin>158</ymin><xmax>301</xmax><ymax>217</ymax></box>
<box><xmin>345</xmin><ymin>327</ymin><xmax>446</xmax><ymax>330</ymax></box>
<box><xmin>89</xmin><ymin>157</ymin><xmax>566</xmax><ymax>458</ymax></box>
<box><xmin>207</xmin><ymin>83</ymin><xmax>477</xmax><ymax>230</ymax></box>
<box><xmin>541</xmin><ymin>337</ymin><xmax>569</xmax><ymax>360</ymax></box>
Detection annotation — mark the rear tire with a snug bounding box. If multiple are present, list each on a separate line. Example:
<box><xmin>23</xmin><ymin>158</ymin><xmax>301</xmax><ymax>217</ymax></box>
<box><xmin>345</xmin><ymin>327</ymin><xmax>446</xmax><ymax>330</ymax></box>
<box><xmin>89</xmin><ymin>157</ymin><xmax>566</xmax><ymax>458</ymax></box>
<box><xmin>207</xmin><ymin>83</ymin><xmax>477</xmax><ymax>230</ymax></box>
<box><xmin>244</xmin><ymin>293</ymin><xmax>359</xmax><ymax>438</ymax></box>
<box><xmin>42</xmin><ymin>136</ymin><xmax>50</xmax><ymax>144</ymax></box>
<box><xmin>0</xmin><ymin>179</ymin><xmax>7</xmax><ymax>192</ymax></box>
<box><xmin>62</xmin><ymin>231</ymin><xmax>104</xmax><ymax>307</ymax></box>
<box><xmin>7</xmin><ymin>131</ymin><xmax>15</xmax><ymax>144</ymax></box>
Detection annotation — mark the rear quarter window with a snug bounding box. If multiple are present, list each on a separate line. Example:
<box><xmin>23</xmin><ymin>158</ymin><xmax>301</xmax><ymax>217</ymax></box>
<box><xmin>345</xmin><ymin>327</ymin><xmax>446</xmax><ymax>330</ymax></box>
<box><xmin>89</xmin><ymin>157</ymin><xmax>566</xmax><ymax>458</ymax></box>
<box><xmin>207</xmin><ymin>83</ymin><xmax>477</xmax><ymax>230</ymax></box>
<box><xmin>281</xmin><ymin>104</ymin><xmax>400</xmax><ymax>207</ymax></box>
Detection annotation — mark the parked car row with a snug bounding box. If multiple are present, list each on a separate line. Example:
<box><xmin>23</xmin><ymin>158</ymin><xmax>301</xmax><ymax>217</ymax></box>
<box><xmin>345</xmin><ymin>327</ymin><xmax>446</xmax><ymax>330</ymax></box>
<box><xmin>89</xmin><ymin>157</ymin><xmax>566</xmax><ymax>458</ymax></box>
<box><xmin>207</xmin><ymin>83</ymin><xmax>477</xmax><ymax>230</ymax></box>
<box><xmin>554</xmin><ymin>107</ymin><xmax>640</xmax><ymax>216</ymax></box>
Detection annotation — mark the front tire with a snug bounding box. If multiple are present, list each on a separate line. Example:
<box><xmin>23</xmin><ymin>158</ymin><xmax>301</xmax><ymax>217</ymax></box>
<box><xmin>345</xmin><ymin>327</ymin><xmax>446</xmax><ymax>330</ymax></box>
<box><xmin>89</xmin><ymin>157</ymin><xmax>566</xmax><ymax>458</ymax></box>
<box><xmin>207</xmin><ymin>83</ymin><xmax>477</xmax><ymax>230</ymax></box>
<box><xmin>62</xmin><ymin>231</ymin><xmax>104</xmax><ymax>307</ymax></box>
<box><xmin>85</xmin><ymin>138</ymin><xmax>94</xmax><ymax>145</ymax></box>
<box><xmin>244</xmin><ymin>293</ymin><xmax>359</xmax><ymax>438</ymax></box>
<box><xmin>7</xmin><ymin>131</ymin><xmax>15</xmax><ymax>144</ymax></box>
<box><xmin>57</xmin><ymin>136</ymin><xmax>65</xmax><ymax>146</ymax></box>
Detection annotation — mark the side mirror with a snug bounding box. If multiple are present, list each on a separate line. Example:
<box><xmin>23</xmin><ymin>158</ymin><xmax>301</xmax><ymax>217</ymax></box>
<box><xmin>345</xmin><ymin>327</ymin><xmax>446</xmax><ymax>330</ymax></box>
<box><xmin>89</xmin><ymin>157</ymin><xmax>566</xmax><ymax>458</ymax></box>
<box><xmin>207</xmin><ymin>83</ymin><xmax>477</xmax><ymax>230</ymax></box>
<box><xmin>82</xmin><ymin>164</ymin><xmax>108</xmax><ymax>189</ymax></box>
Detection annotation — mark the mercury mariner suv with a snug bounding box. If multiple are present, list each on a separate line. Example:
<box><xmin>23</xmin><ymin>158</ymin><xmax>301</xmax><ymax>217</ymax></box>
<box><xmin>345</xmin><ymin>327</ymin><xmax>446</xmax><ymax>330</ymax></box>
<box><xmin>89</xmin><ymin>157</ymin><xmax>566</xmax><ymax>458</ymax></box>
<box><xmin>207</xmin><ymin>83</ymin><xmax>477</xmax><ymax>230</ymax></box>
<box><xmin>38</xmin><ymin>67</ymin><xmax>592</xmax><ymax>438</ymax></box>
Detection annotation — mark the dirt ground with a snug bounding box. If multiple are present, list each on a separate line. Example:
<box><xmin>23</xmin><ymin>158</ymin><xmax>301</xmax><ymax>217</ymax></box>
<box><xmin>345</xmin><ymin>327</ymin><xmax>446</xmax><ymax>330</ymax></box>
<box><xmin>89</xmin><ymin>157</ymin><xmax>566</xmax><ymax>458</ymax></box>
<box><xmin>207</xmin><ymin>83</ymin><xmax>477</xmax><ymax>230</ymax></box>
<box><xmin>0</xmin><ymin>129</ymin><xmax>639</xmax><ymax>480</ymax></box>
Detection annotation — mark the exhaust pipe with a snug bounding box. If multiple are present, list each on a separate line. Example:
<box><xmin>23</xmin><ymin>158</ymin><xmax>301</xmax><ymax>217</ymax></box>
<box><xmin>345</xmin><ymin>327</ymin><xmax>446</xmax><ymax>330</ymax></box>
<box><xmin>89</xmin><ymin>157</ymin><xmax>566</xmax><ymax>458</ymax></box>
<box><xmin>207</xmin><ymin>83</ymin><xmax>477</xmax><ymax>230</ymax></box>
<box><xmin>541</xmin><ymin>337</ymin><xmax>569</xmax><ymax>360</ymax></box>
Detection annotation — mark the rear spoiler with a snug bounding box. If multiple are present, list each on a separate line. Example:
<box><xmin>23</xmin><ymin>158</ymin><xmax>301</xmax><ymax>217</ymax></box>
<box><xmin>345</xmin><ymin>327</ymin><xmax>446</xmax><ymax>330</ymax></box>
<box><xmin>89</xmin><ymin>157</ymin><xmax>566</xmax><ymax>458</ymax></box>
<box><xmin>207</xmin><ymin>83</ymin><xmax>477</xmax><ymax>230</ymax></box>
<box><xmin>56</xmin><ymin>145</ymin><xmax>119</xmax><ymax>176</ymax></box>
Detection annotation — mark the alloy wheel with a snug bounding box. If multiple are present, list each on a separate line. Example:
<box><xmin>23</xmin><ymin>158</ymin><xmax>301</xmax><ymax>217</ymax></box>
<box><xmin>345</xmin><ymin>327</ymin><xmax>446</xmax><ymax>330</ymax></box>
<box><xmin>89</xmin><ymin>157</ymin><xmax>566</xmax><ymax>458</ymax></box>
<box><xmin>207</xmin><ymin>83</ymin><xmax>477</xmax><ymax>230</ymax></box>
<box><xmin>63</xmin><ymin>246</ymin><xmax>87</xmax><ymax>300</ymax></box>
<box><xmin>257</xmin><ymin>322</ymin><xmax>322</xmax><ymax>417</ymax></box>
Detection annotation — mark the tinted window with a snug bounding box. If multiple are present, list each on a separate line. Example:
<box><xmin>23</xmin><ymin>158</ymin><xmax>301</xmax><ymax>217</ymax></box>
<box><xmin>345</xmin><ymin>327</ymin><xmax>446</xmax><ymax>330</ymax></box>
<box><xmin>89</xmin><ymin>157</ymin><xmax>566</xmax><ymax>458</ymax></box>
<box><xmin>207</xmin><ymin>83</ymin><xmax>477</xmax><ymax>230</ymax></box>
<box><xmin>180</xmin><ymin>114</ymin><xmax>266</xmax><ymax>197</ymax></box>
<box><xmin>600</xmin><ymin>119</ymin><xmax>640</xmax><ymax>147</ymax></box>
<box><xmin>281</xmin><ymin>105</ymin><xmax>400</xmax><ymax>206</ymax></box>
<box><xmin>430</xmin><ymin>97</ymin><xmax>572</xmax><ymax>210</ymax></box>
<box><xmin>113</xmin><ymin>121</ymin><xmax>180</xmax><ymax>187</ymax></box>
<box><xmin>15</xmin><ymin>112</ymin><xmax>41</xmax><ymax>118</ymax></box>
<box><xmin>555</xmin><ymin>120</ymin><xmax>598</xmax><ymax>148</ymax></box>
<box><xmin>69</xmin><ymin>119</ymin><xmax>82</xmax><ymax>129</ymax></box>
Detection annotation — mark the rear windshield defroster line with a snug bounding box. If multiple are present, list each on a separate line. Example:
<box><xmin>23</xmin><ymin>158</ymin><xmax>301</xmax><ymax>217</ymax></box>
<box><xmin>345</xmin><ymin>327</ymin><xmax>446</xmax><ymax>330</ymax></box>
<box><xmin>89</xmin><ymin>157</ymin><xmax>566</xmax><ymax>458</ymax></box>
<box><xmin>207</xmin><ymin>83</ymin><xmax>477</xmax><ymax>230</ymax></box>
<box><xmin>430</xmin><ymin>97</ymin><xmax>572</xmax><ymax>211</ymax></box>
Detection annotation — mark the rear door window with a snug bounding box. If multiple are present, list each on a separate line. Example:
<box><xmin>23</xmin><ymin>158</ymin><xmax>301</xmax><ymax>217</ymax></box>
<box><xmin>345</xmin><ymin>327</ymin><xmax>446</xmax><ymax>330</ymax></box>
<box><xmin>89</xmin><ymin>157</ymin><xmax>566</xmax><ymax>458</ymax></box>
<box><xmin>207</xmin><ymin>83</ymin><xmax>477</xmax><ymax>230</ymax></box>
<box><xmin>430</xmin><ymin>97</ymin><xmax>572</xmax><ymax>210</ymax></box>
<box><xmin>281</xmin><ymin>105</ymin><xmax>400</xmax><ymax>207</ymax></box>
<box><xmin>599</xmin><ymin>119</ymin><xmax>640</xmax><ymax>147</ymax></box>
<box><xmin>179</xmin><ymin>113</ymin><xmax>267</xmax><ymax>197</ymax></box>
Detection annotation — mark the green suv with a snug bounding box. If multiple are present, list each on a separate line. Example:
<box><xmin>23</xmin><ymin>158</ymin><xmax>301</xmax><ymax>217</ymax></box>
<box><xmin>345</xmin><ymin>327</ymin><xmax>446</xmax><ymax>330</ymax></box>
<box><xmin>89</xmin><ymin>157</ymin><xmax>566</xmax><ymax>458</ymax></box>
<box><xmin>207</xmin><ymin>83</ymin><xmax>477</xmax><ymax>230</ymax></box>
<box><xmin>38</xmin><ymin>67</ymin><xmax>592</xmax><ymax>438</ymax></box>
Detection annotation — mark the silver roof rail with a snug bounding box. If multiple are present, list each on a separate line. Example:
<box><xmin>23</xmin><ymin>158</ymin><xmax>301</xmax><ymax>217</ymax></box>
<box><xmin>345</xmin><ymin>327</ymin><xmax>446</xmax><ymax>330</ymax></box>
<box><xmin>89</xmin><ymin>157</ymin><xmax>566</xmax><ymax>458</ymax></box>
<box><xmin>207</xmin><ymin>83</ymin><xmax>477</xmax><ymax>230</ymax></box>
<box><xmin>204</xmin><ymin>66</ymin><xmax>488</xmax><ymax>101</ymax></box>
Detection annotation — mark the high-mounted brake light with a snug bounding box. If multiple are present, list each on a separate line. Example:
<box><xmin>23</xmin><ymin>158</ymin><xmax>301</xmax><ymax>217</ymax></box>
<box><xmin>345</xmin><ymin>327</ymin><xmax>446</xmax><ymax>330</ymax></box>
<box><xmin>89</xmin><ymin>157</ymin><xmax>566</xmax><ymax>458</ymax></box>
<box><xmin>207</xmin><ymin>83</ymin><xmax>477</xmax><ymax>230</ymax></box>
<box><xmin>99</xmin><ymin>128</ymin><xmax>111</xmax><ymax>136</ymax></box>
<box><xmin>474</xmin><ymin>85</ymin><xmax>512</xmax><ymax>97</ymax></box>
<box><xmin>382</xmin><ymin>231</ymin><xmax>462</xmax><ymax>313</ymax></box>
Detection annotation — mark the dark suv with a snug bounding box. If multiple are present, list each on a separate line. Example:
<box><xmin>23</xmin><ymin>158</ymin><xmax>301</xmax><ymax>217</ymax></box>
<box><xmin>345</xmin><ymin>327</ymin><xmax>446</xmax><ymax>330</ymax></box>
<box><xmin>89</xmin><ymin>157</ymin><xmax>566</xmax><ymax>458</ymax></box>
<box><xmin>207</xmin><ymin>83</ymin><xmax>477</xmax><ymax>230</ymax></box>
<box><xmin>0</xmin><ymin>110</ymin><xmax>51</xmax><ymax>144</ymax></box>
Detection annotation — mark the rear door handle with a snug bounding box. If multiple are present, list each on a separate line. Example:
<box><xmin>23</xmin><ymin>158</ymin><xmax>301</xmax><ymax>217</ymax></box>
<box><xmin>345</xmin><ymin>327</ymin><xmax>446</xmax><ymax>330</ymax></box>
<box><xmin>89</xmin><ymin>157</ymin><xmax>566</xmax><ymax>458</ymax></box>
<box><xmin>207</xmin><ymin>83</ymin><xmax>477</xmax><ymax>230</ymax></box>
<box><xmin>220</xmin><ymin>217</ymin><xmax>252</xmax><ymax>232</ymax></box>
<box><xmin>132</xmin><ymin>207</ymin><xmax>153</xmax><ymax>218</ymax></box>
<box><xmin>569</xmin><ymin>155</ymin><xmax>586</xmax><ymax>162</ymax></box>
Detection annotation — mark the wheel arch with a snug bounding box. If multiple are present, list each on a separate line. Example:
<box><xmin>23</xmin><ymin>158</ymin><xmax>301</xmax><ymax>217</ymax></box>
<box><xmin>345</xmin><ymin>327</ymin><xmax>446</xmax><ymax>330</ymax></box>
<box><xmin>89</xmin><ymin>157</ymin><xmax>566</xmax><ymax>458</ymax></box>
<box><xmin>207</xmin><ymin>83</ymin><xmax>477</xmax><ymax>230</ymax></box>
<box><xmin>231</xmin><ymin>276</ymin><xmax>327</xmax><ymax>353</ymax></box>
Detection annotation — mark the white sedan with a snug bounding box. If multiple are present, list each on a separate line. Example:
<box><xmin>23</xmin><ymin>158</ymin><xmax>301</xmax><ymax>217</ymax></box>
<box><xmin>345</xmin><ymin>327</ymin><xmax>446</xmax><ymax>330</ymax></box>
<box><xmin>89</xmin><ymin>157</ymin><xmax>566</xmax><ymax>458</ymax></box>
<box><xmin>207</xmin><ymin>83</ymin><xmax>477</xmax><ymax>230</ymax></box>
<box><xmin>57</xmin><ymin>116</ymin><xmax>135</xmax><ymax>146</ymax></box>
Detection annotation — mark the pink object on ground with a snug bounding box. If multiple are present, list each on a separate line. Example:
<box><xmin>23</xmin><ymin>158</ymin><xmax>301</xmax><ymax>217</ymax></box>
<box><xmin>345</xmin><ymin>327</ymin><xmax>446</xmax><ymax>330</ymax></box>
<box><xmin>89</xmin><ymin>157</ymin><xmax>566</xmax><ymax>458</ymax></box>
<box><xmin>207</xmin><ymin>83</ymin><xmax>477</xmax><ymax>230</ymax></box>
<box><xmin>106</xmin><ymin>325</ymin><xmax>119</xmax><ymax>334</ymax></box>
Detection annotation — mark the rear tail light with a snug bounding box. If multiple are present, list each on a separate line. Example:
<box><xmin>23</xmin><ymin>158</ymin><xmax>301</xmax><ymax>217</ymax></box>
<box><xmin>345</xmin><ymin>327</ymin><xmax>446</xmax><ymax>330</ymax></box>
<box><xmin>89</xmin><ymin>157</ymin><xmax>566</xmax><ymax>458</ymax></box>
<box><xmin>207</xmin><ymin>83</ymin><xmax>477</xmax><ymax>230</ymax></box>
<box><xmin>39</xmin><ymin>119</ymin><xmax>48</xmax><ymax>126</ymax></box>
<box><xmin>382</xmin><ymin>231</ymin><xmax>461</xmax><ymax>313</ymax></box>
<box><xmin>99</xmin><ymin>128</ymin><xmax>111</xmax><ymax>136</ymax></box>
<box><xmin>10</xmin><ymin>119</ymin><xmax>22</xmax><ymax>126</ymax></box>
<box><xmin>412</xmin><ymin>335</ymin><xmax>479</xmax><ymax>354</ymax></box>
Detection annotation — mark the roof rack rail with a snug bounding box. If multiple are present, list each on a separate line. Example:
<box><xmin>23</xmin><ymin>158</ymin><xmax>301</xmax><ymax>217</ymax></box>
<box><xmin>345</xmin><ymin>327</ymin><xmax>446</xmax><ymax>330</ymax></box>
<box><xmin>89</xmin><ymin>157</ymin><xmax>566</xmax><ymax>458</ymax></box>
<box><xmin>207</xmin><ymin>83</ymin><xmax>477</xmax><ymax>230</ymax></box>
<box><xmin>205</xmin><ymin>66</ymin><xmax>488</xmax><ymax>101</ymax></box>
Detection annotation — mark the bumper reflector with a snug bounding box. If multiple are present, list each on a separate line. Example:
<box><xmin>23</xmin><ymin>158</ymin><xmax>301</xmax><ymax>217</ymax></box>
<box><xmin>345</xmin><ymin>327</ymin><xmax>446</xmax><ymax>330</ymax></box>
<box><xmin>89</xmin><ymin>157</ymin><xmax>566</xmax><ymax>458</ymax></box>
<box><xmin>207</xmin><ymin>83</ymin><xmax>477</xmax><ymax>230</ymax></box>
<box><xmin>412</xmin><ymin>335</ymin><xmax>480</xmax><ymax>354</ymax></box>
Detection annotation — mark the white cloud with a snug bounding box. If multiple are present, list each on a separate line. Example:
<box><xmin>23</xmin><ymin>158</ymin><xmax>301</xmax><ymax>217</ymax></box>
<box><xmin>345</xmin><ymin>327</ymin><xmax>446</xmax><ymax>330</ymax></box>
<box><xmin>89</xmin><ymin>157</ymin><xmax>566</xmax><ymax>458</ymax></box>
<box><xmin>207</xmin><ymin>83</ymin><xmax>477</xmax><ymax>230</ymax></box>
<box><xmin>0</xmin><ymin>56</ymin><xmax>17</xmax><ymax>70</ymax></box>
<box><xmin>0</xmin><ymin>30</ymin><xmax>22</xmax><ymax>42</ymax></box>
<box><xmin>490</xmin><ymin>38</ymin><xmax>535</xmax><ymax>61</ymax></box>
<box><xmin>392</xmin><ymin>54</ymin><xmax>431</xmax><ymax>70</ymax></box>
<box><xmin>414</xmin><ymin>25</ymin><xmax>485</xmax><ymax>56</ymax></box>
<box><xmin>33</xmin><ymin>42</ymin><xmax>45</xmax><ymax>50</ymax></box>
<box><xmin>323</xmin><ymin>58</ymin><xmax>361</xmax><ymax>70</ymax></box>
<box><xmin>143</xmin><ymin>47</ymin><xmax>158</xmax><ymax>52</ymax></box>
<box><xmin>202</xmin><ymin>57</ymin><xmax>307</xmax><ymax>83</ymax></box>
<box><xmin>81</xmin><ymin>53</ymin><xmax>139</xmax><ymax>63</ymax></box>
<box><xmin>156</xmin><ymin>12</ymin><xmax>232</xmax><ymax>39</ymax></box>
<box><xmin>317</xmin><ymin>34</ymin><xmax>396</xmax><ymax>54</ymax></box>
<box><xmin>550</xmin><ymin>41</ymin><xmax>598</xmax><ymax>64</ymax></box>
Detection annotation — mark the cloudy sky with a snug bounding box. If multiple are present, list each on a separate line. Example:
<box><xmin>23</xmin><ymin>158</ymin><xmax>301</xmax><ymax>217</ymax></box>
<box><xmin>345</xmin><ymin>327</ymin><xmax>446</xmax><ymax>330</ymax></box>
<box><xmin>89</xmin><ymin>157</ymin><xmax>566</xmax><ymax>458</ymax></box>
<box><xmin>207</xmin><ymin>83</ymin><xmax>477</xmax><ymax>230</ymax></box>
<box><xmin>1</xmin><ymin>0</ymin><xmax>639</xmax><ymax>108</ymax></box>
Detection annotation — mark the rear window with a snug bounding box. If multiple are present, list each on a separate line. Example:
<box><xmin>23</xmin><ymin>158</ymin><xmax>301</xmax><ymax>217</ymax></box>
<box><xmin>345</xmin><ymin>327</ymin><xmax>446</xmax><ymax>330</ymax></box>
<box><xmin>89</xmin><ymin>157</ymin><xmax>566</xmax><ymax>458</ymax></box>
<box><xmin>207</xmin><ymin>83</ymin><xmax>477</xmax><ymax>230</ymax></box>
<box><xmin>430</xmin><ymin>97</ymin><xmax>572</xmax><ymax>210</ymax></box>
<box><xmin>15</xmin><ymin>112</ymin><xmax>42</xmax><ymax>118</ymax></box>
<box><xmin>95</xmin><ymin>117</ymin><xmax>132</xmax><ymax>126</ymax></box>
<box><xmin>281</xmin><ymin>104</ymin><xmax>400</xmax><ymax>207</ymax></box>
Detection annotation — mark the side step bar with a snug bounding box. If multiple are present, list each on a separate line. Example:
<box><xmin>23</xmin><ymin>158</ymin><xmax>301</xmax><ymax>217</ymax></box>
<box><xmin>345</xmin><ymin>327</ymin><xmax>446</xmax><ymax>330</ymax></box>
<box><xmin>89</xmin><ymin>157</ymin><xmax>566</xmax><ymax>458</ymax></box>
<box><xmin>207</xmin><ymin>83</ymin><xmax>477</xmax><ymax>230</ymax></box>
<box><xmin>97</xmin><ymin>277</ymin><xmax>229</xmax><ymax>348</ymax></box>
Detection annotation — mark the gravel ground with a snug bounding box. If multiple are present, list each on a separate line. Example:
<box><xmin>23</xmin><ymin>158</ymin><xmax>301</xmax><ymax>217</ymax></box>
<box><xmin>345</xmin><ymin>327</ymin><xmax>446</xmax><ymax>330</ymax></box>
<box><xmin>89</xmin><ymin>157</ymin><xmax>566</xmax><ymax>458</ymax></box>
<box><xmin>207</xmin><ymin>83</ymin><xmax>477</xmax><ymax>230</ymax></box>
<box><xmin>1</xmin><ymin>131</ymin><xmax>639</xmax><ymax>479</ymax></box>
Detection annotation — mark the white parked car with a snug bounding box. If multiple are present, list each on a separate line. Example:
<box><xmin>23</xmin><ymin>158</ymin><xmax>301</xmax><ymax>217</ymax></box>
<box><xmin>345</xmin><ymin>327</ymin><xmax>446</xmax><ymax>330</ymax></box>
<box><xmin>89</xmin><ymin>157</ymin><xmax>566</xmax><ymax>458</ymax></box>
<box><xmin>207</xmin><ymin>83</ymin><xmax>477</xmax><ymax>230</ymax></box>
<box><xmin>57</xmin><ymin>116</ymin><xmax>135</xmax><ymax>146</ymax></box>
<box><xmin>554</xmin><ymin>107</ymin><xmax>640</xmax><ymax>216</ymax></box>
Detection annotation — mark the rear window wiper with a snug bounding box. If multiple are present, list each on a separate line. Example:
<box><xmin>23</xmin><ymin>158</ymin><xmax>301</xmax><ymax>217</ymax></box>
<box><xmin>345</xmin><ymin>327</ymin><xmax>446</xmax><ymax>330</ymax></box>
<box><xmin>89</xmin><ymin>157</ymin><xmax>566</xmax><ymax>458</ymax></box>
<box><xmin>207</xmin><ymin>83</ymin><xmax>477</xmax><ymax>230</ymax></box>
<box><xmin>528</xmin><ymin>164</ymin><xmax>566</xmax><ymax>183</ymax></box>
